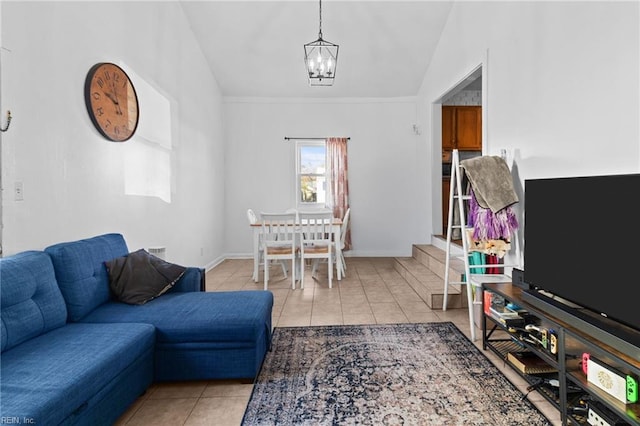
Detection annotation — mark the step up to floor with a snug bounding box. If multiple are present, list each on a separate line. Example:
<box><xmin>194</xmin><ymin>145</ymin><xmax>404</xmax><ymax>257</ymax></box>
<box><xmin>393</xmin><ymin>243</ymin><xmax>468</xmax><ymax>310</ymax></box>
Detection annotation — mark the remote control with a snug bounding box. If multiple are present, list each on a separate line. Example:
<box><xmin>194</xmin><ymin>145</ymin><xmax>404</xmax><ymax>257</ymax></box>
<box><xmin>627</xmin><ymin>375</ymin><xmax>638</xmax><ymax>403</ymax></box>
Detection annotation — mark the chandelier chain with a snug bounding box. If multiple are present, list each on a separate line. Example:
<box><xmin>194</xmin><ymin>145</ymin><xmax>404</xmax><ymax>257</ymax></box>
<box><xmin>318</xmin><ymin>0</ymin><xmax>323</xmax><ymax>39</ymax></box>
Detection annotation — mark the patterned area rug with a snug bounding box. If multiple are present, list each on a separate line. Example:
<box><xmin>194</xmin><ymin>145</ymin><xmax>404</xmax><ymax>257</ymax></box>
<box><xmin>242</xmin><ymin>322</ymin><xmax>552</xmax><ymax>426</ymax></box>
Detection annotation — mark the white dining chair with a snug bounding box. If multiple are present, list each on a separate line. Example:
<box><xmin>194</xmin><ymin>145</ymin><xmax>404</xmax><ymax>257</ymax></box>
<box><xmin>260</xmin><ymin>212</ymin><xmax>298</xmax><ymax>290</ymax></box>
<box><xmin>285</xmin><ymin>208</ymin><xmax>298</xmax><ymax>215</ymax></box>
<box><xmin>248</xmin><ymin>209</ymin><xmax>287</xmax><ymax>283</ymax></box>
<box><xmin>299</xmin><ymin>211</ymin><xmax>333</xmax><ymax>289</ymax></box>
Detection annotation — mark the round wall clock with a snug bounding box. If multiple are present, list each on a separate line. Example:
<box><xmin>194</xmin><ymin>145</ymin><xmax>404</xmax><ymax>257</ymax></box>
<box><xmin>84</xmin><ymin>62</ymin><xmax>139</xmax><ymax>142</ymax></box>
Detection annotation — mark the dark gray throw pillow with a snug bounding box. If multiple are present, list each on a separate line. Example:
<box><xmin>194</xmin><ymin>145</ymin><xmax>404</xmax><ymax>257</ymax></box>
<box><xmin>105</xmin><ymin>249</ymin><xmax>187</xmax><ymax>305</ymax></box>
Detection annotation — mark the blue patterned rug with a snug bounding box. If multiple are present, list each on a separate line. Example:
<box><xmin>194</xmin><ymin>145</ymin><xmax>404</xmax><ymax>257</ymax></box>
<box><xmin>242</xmin><ymin>322</ymin><xmax>552</xmax><ymax>425</ymax></box>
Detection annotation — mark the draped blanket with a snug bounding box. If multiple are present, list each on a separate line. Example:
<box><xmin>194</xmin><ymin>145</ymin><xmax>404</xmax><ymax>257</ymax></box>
<box><xmin>460</xmin><ymin>155</ymin><xmax>518</xmax><ymax>213</ymax></box>
<box><xmin>460</xmin><ymin>156</ymin><xmax>519</xmax><ymax>256</ymax></box>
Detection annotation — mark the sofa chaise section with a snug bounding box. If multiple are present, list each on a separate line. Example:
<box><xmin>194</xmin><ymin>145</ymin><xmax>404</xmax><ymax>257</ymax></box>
<box><xmin>44</xmin><ymin>233</ymin><xmax>274</xmax><ymax>381</ymax></box>
<box><xmin>81</xmin><ymin>291</ymin><xmax>273</xmax><ymax>381</ymax></box>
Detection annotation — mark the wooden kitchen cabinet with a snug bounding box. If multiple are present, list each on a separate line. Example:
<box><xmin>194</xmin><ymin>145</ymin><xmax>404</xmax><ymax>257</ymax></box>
<box><xmin>442</xmin><ymin>106</ymin><xmax>482</xmax><ymax>151</ymax></box>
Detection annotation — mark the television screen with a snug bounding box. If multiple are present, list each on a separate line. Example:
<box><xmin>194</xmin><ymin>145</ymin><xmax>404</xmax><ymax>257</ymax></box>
<box><xmin>524</xmin><ymin>173</ymin><xmax>640</xmax><ymax>334</ymax></box>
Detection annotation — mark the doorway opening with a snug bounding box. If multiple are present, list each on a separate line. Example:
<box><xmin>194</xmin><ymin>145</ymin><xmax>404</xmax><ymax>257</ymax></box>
<box><xmin>433</xmin><ymin>65</ymin><xmax>483</xmax><ymax>241</ymax></box>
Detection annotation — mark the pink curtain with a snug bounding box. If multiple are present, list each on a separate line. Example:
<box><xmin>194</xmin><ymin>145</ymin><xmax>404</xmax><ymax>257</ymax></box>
<box><xmin>327</xmin><ymin>137</ymin><xmax>351</xmax><ymax>250</ymax></box>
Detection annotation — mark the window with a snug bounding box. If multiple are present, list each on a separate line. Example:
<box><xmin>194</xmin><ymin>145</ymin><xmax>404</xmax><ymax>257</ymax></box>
<box><xmin>295</xmin><ymin>141</ymin><xmax>327</xmax><ymax>208</ymax></box>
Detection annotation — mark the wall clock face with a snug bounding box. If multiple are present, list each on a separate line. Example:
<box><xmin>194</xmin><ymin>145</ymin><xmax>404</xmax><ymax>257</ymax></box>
<box><xmin>84</xmin><ymin>62</ymin><xmax>139</xmax><ymax>142</ymax></box>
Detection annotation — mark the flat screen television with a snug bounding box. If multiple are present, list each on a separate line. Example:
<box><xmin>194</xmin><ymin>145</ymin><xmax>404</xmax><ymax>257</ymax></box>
<box><xmin>523</xmin><ymin>173</ymin><xmax>640</xmax><ymax>351</ymax></box>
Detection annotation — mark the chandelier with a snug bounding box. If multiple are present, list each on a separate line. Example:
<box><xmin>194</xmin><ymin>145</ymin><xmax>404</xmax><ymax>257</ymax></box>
<box><xmin>304</xmin><ymin>0</ymin><xmax>339</xmax><ymax>86</ymax></box>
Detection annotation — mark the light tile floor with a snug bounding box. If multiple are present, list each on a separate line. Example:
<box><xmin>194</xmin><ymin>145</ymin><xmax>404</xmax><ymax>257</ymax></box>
<box><xmin>115</xmin><ymin>257</ymin><xmax>562</xmax><ymax>425</ymax></box>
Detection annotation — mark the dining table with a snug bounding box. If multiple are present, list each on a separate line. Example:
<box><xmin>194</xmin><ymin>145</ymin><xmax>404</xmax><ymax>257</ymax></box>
<box><xmin>250</xmin><ymin>217</ymin><xmax>343</xmax><ymax>284</ymax></box>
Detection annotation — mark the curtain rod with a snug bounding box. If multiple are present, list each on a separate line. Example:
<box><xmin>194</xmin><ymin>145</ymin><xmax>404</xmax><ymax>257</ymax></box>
<box><xmin>284</xmin><ymin>137</ymin><xmax>350</xmax><ymax>141</ymax></box>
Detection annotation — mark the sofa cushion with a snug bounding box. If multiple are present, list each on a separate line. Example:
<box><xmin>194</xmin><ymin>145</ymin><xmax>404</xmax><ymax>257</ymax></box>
<box><xmin>45</xmin><ymin>233</ymin><xmax>129</xmax><ymax>321</ymax></box>
<box><xmin>0</xmin><ymin>322</ymin><xmax>155</xmax><ymax>425</ymax></box>
<box><xmin>0</xmin><ymin>251</ymin><xmax>68</xmax><ymax>352</ymax></box>
<box><xmin>105</xmin><ymin>248</ymin><xmax>187</xmax><ymax>305</ymax></box>
<box><xmin>81</xmin><ymin>290</ymin><xmax>273</xmax><ymax>344</ymax></box>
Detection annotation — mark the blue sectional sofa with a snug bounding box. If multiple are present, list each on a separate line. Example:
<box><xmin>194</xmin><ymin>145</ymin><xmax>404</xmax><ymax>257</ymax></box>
<box><xmin>1</xmin><ymin>233</ymin><xmax>274</xmax><ymax>425</ymax></box>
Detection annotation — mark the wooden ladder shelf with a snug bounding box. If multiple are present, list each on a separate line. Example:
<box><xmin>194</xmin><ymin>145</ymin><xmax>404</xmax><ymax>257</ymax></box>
<box><xmin>442</xmin><ymin>149</ymin><xmax>520</xmax><ymax>341</ymax></box>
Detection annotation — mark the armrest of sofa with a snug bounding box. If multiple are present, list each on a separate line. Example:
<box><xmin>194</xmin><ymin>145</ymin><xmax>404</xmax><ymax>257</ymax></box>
<box><xmin>170</xmin><ymin>267</ymin><xmax>205</xmax><ymax>293</ymax></box>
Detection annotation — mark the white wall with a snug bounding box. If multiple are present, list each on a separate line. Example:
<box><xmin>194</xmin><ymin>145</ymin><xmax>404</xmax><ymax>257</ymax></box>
<box><xmin>0</xmin><ymin>2</ymin><xmax>225</xmax><ymax>268</ymax></box>
<box><xmin>419</xmin><ymin>1</ymin><xmax>639</xmax><ymax>264</ymax></box>
<box><xmin>223</xmin><ymin>98</ymin><xmax>428</xmax><ymax>257</ymax></box>
<box><xmin>2</xmin><ymin>1</ymin><xmax>637</xmax><ymax>265</ymax></box>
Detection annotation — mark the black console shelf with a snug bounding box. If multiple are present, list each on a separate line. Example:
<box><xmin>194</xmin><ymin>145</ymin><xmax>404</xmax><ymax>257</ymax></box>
<box><xmin>482</xmin><ymin>282</ymin><xmax>640</xmax><ymax>426</ymax></box>
<box><xmin>484</xmin><ymin>337</ymin><xmax>563</xmax><ymax>409</ymax></box>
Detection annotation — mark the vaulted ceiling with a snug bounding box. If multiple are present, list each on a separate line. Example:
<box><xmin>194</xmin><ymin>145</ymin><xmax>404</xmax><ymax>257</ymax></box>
<box><xmin>180</xmin><ymin>1</ymin><xmax>454</xmax><ymax>98</ymax></box>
